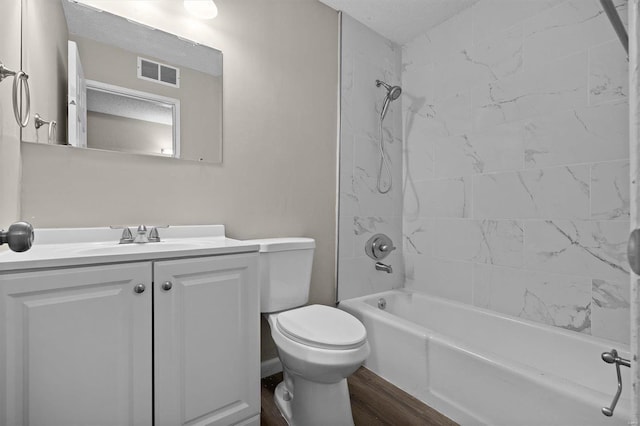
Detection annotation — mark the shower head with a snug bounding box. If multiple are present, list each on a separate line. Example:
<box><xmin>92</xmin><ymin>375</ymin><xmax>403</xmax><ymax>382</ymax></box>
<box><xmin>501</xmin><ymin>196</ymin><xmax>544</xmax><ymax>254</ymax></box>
<box><xmin>376</xmin><ymin>80</ymin><xmax>402</xmax><ymax>99</ymax></box>
<box><xmin>388</xmin><ymin>86</ymin><xmax>402</xmax><ymax>100</ymax></box>
<box><xmin>376</xmin><ymin>79</ymin><xmax>402</xmax><ymax>120</ymax></box>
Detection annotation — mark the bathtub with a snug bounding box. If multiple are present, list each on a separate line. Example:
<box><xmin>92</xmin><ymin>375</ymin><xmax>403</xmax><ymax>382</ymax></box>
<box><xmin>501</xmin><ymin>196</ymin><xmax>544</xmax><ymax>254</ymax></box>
<box><xmin>339</xmin><ymin>289</ymin><xmax>631</xmax><ymax>426</ymax></box>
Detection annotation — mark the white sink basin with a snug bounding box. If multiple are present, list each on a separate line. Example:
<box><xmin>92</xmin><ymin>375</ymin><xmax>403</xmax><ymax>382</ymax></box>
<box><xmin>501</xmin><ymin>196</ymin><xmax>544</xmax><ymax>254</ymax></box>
<box><xmin>0</xmin><ymin>225</ymin><xmax>260</xmax><ymax>272</ymax></box>
<box><xmin>76</xmin><ymin>241</ymin><xmax>203</xmax><ymax>255</ymax></box>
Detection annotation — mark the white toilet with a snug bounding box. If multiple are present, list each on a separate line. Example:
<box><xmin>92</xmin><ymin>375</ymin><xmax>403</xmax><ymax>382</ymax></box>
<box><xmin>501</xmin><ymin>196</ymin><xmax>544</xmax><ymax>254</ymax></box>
<box><xmin>249</xmin><ymin>237</ymin><xmax>370</xmax><ymax>426</ymax></box>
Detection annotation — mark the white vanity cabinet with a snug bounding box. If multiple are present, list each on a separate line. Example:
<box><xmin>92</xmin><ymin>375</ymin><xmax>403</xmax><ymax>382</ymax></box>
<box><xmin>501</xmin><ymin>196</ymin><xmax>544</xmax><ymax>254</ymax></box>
<box><xmin>0</xmin><ymin>262</ymin><xmax>153</xmax><ymax>426</ymax></box>
<box><xmin>0</xmin><ymin>252</ymin><xmax>259</xmax><ymax>426</ymax></box>
<box><xmin>154</xmin><ymin>254</ymin><xmax>260</xmax><ymax>426</ymax></box>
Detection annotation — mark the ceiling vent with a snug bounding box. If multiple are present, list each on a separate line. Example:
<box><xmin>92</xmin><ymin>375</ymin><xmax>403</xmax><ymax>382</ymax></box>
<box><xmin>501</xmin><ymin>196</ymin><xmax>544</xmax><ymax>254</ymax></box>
<box><xmin>137</xmin><ymin>57</ymin><xmax>180</xmax><ymax>88</ymax></box>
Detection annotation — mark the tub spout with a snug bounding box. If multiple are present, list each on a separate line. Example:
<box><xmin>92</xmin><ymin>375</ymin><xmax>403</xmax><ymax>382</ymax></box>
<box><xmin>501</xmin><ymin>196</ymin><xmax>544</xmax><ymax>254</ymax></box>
<box><xmin>375</xmin><ymin>262</ymin><xmax>392</xmax><ymax>273</ymax></box>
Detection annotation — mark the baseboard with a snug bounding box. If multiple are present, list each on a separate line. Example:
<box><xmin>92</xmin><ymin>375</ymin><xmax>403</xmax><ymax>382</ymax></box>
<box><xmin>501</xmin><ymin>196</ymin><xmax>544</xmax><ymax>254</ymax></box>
<box><xmin>261</xmin><ymin>357</ymin><xmax>282</xmax><ymax>378</ymax></box>
<box><xmin>234</xmin><ymin>414</ymin><xmax>260</xmax><ymax>426</ymax></box>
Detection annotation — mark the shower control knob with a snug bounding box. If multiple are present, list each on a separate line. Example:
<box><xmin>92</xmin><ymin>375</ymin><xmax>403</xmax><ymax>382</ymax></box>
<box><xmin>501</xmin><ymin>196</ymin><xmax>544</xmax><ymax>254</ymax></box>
<box><xmin>365</xmin><ymin>233</ymin><xmax>395</xmax><ymax>260</ymax></box>
<box><xmin>379</xmin><ymin>244</ymin><xmax>395</xmax><ymax>253</ymax></box>
<box><xmin>0</xmin><ymin>221</ymin><xmax>34</xmax><ymax>252</ymax></box>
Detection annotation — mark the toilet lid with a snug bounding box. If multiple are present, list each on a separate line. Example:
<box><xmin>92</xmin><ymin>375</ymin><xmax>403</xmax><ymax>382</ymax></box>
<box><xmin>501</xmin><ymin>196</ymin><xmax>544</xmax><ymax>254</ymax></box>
<box><xmin>276</xmin><ymin>305</ymin><xmax>367</xmax><ymax>350</ymax></box>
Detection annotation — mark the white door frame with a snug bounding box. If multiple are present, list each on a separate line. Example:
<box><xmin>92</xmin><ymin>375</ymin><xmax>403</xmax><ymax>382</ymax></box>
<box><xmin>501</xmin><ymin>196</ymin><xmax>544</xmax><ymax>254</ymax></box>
<box><xmin>84</xmin><ymin>79</ymin><xmax>181</xmax><ymax>159</ymax></box>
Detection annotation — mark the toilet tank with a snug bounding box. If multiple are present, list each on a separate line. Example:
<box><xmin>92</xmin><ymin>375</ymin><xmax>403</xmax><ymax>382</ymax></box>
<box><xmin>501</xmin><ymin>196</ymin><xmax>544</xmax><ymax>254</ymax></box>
<box><xmin>245</xmin><ymin>238</ymin><xmax>315</xmax><ymax>313</ymax></box>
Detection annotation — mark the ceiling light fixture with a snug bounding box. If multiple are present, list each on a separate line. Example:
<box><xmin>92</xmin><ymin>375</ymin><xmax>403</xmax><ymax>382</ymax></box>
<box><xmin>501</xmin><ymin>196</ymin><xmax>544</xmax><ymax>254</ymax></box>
<box><xmin>183</xmin><ymin>0</ymin><xmax>218</xmax><ymax>19</ymax></box>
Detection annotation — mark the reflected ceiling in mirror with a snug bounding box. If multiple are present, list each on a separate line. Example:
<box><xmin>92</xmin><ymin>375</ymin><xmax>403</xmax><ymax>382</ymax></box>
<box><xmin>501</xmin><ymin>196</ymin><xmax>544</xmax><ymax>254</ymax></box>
<box><xmin>22</xmin><ymin>0</ymin><xmax>223</xmax><ymax>163</ymax></box>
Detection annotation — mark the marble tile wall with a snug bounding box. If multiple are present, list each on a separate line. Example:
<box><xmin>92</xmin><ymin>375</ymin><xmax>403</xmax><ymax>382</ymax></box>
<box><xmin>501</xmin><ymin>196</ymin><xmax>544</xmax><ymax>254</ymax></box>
<box><xmin>402</xmin><ymin>0</ymin><xmax>630</xmax><ymax>344</ymax></box>
<box><xmin>337</xmin><ymin>14</ymin><xmax>404</xmax><ymax>301</ymax></box>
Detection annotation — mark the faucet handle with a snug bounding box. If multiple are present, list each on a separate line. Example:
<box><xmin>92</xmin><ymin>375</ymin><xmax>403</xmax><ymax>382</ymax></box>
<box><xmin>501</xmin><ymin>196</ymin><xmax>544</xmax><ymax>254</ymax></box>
<box><xmin>111</xmin><ymin>225</ymin><xmax>134</xmax><ymax>244</ymax></box>
<box><xmin>148</xmin><ymin>225</ymin><xmax>169</xmax><ymax>243</ymax></box>
<box><xmin>379</xmin><ymin>243</ymin><xmax>396</xmax><ymax>253</ymax></box>
<box><xmin>148</xmin><ymin>227</ymin><xmax>161</xmax><ymax>242</ymax></box>
<box><xmin>121</xmin><ymin>227</ymin><xmax>133</xmax><ymax>243</ymax></box>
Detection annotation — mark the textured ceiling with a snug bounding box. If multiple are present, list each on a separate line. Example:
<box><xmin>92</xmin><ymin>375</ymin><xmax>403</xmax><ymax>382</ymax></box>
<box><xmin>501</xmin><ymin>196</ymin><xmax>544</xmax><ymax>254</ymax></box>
<box><xmin>318</xmin><ymin>0</ymin><xmax>478</xmax><ymax>44</ymax></box>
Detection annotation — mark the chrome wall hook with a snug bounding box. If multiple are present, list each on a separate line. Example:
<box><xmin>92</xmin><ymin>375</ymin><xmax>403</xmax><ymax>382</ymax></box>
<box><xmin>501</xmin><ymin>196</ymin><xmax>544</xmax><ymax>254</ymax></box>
<box><xmin>0</xmin><ymin>62</ymin><xmax>17</xmax><ymax>82</ymax></box>
<box><xmin>601</xmin><ymin>349</ymin><xmax>631</xmax><ymax>417</ymax></box>
<box><xmin>34</xmin><ymin>113</ymin><xmax>48</xmax><ymax>130</ymax></box>
<box><xmin>34</xmin><ymin>113</ymin><xmax>57</xmax><ymax>143</ymax></box>
<box><xmin>0</xmin><ymin>61</ymin><xmax>31</xmax><ymax>128</ymax></box>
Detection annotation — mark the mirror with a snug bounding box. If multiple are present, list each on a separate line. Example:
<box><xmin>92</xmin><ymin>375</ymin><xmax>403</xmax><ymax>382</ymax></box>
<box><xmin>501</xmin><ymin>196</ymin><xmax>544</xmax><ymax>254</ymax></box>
<box><xmin>21</xmin><ymin>0</ymin><xmax>223</xmax><ymax>163</ymax></box>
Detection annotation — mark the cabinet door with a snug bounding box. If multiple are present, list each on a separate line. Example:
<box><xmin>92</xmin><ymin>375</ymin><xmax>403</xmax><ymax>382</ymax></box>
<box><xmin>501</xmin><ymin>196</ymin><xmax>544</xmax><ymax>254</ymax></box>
<box><xmin>0</xmin><ymin>263</ymin><xmax>153</xmax><ymax>426</ymax></box>
<box><xmin>154</xmin><ymin>253</ymin><xmax>259</xmax><ymax>426</ymax></box>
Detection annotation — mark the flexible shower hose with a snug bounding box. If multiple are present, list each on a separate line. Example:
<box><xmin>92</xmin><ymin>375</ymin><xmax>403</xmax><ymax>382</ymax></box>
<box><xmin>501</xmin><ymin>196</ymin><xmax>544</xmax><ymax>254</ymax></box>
<box><xmin>377</xmin><ymin>117</ymin><xmax>392</xmax><ymax>194</ymax></box>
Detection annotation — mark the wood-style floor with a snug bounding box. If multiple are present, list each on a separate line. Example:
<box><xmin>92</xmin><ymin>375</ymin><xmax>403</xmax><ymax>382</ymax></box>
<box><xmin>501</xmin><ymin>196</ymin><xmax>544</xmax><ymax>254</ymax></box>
<box><xmin>260</xmin><ymin>367</ymin><xmax>457</xmax><ymax>426</ymax></box>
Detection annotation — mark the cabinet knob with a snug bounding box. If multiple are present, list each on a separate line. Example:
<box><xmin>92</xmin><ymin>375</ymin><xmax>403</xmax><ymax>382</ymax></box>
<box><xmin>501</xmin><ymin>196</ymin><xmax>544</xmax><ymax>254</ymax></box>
<box><xmin>133</xmin><ymin>283</ymin><xmax>146</xmax><ymax>294</ymax></box>
<box><xmin>161</xmin><ymin>281</ymin><xmax>173</xmax><ymax>291</ymax></box>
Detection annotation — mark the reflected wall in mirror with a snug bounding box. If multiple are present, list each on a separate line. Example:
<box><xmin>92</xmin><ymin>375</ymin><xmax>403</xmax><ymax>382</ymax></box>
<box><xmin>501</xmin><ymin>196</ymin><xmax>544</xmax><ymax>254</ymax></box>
<box><xmin>21</xmin><ymin>0</ymin><xmax>223</xmax><ymax>163</ymax></box>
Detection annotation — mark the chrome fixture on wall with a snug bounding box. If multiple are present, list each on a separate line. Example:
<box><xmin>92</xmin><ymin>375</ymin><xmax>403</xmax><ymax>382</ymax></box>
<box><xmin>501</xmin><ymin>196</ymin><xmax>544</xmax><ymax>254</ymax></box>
<box><xmin>0</xmin><ymin>61</ymin><xmax>31</xmax><ymax>127</ymax></box>
<box><xmin>34</xmin><ymin>113</ymin><xmax>57</xmax><ymax>144</ymax></box>
<box><xmin>375</xmin><ymin>80</ymin><xmax>401</xmax><ymax>194</ymax></box>
<box><xmin>376</xmin><ymin>80</ymin><xmax>402</xmax><ymax>121</ymax></box>
<box><xmin>600</xmin><ymin>348</ymin><xmax>630</xmax><ymax>416</ymax></box>
<box><xmin>365</xmin><ymin>233</ymin><xmax>396</xmax><ymax>261</ymax></box>
<box><xmin>0</xmin><ymin>222</ymin><xmax>34</xmax><ymax>252</ymax></box>
<box><xmin>375</xmin><ymin>262</ymin><xmax>393</xmax><ymax>273</ymax></box>
<box><xmin>365</xmin><ymin>233</ymin><xmax>395</xmax><ymax>274</ymax></box>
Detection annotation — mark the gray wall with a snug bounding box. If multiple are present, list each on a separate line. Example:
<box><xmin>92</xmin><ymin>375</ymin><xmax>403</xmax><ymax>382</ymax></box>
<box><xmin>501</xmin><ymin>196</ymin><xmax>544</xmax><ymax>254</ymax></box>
<box><xmin>0</xmin><ymin>0</ymin><xmax>22</xmax><ymax>240</ymax></box>
<box><xmin>19</xmin><ymin>0</ymin><xmax>339</xmax><ymax>360</ymax></box>
<box><xmin>21</xmin><ymin>0</ymin><xmax>68</xmax><ymax>144</ymax></box>
<box><xmin>87</xmin><ymin>112</ymin><xmax>173</xmax><ymax>156</ymax></box>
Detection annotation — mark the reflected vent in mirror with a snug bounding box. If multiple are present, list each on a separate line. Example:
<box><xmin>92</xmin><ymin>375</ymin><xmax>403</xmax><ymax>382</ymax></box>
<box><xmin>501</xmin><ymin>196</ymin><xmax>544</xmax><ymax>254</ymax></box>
<box><xmin>137</xmin><ymin>57</ymin><xmax>180</xmax><ymax>88</ymax></box>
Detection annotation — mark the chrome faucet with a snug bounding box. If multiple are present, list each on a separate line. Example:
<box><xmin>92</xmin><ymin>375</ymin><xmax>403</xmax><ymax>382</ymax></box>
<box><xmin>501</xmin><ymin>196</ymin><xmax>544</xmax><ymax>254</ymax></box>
<box><xmin>375</xmin><ymin>262</ymin><xmax>393</xmax><ymax>273</ymax></box>
<box><xmin>133</xmin><ymin>225</ymin><xmax>149</xmax><ymax>244</ymax></box>
<box><xmin>112</xmin><ymin>225</ymin><xmax>167</xmax><ymax>244</ymax></box>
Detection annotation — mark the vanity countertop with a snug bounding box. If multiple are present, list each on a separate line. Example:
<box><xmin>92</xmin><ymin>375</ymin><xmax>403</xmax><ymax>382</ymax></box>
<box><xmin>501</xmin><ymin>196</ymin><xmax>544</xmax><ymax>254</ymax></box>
<box><xmin>0</xmin><ymin>225</ymin><xmax>259</xmax><ymax>272</ymax></box>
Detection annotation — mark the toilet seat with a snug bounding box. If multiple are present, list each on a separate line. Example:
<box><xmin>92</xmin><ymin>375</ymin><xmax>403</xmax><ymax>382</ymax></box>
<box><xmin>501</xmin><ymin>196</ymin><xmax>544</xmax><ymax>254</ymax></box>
<box><xmin>276</xmin><ymin>305</ymin><xmax>367</xmax><ymax>350</ymax></box>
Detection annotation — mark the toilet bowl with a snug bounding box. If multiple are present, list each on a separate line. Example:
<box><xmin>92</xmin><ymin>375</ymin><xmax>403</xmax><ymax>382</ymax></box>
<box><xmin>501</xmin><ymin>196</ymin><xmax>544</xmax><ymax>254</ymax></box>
<box><xmin>267</xmin><ymin>305</ymin><xmax>369</xmax><ymax>426</ymax></box>
<box><xmin>243</xmin><ymin>237</ymin><xmax>370</xmax><ymax>426</ymax></box>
